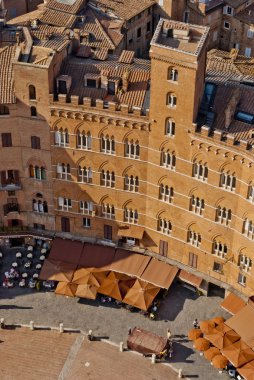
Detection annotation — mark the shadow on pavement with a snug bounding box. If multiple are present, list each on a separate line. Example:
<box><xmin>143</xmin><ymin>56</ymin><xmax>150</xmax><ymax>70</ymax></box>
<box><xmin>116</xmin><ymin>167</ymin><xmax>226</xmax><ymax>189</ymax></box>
<box><xmin>0</xmin><ymin>305</ymin><xmax>33</xmax><ymax>310</ymax></box>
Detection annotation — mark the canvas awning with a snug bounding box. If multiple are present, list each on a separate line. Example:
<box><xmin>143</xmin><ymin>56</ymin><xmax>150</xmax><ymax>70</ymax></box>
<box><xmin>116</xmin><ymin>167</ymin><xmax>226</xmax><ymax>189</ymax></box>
<box><xmin>221</xmin><ymin>292</ymin><xmax>246</xmax><ymax>315</ymax></box>
<box><xmin>78</xmin><ymin>244</ymin><xmax>115</xmax><ymax>270</ymax></box>
<box><xmin>49</xmin><ymin>238</ymin><xmax>84</xmax><ymax>265</ymax></box>
<box><xmin>127</xmin><ymin>327</ymin><xmax>168</xmax><ymax>355</ymax></box>
<box><xmin>117</xmin><ymin>225</ymin><xmax>144</xmax><ymax>240</ymax></box>
<box><xmin>39</xmin><ymin>259</ymin><xmax>76</xmax><ymax>282</ymax></box>
<box><xmin>110</xmin><ymin>249</ymin><xmax>151</xmax><ymax>277</ymax></box>
<box><xmin>178</xmin><ymin>269</ymin><xmax>203</xmax><ymax>288</ymax></box>
<box><xmin>225</xmin><ymin>305</ymin><xmax>254</xmax><ymax>348</ymax></box>
<box><xmin>140</xmin><ymin>259</ymin><xmax>178</xmax><ymax>289</ymax></box>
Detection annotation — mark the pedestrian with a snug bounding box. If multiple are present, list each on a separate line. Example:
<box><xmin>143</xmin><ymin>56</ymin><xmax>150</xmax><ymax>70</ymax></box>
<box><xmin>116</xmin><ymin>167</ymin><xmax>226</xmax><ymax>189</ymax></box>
<box><xmin>193</xmin><ymin>318</ymin><xmax>199</xmax><ymax>329</ymax></box>
<box><xmin>36</xmin><ymin>280</ymin><xmax>41</xmax><ymax>291</ymax></box>
<box><xmin>167</xmin><ymin>328</ymin><xmax>172</xmax><ymax>339</ymax></box>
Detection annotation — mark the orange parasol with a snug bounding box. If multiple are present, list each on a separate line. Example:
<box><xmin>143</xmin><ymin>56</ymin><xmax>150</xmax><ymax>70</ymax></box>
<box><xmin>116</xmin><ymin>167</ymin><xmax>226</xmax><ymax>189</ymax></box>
<box><xmin>205</xmin><ymin>328</ymin><xmax>240</xmax><ymax>350</ymax></box>
<box><xmin>98</xmin><ymin>272</ymin><xmax>131</xmax><ymax>301</ymax></box>
<box><xmin>75</xmin><ymin>283</ymin><xmax>98</xmax><ymax>300</ymax></box>
<box><xmin>193</xmin><ymin>337</ymin><xmax>210</xmax><ymax>351</ymax></box>
<box><xmin>123</xmin><ymin>279</ymin><xmax>160</xmax><ymax>311</ymax></box>
<box><xmin>204</xmin><ymin>347</ymin><xmax>220</xmax><ymax>361</ymax></box>
<box><xmin>188</xmin><ymin>328</ymin><xmax>202</xmax><ymax>341</ymax></box>
<box><xmin>212</xmin><ymin>354</ymin><xmax>228</xmax><ymax>369</ymax></box>
<box><xmin>118</xmin><ymin>278</ymin><xmax>136</xmax><ymax>298</ymax></box>
<box><xmin>238</xmin><ymin>359</ymin><xmax>254</xmax><ymax>380</ymax></box>
<box><xmin>221</xmin><ymin>340</ymin><xmax>254</xmax><ymax>368</ymax></box>
<box><xmin>55</xmin><ymin>282</ymin><xmax>77</xmax><ymax>297</ymax></box>
<box><xmin>216</xmin><ymin>323</ymin><xmax>231</xmax><ymax>334</ymax></box>
<box><xmin>211</xmin><ymin>316</ymin><xmax>225</xmax><ymax>326</ymax></box>
<box><xmin>199</xmin><ymin>320</ymin><xmax>216</xmax><ymax>334</ymax></box>
<box><xmin>72</xmin><ymin>268</ymin><xmax>100</xmax><ymax>287</ymax></box>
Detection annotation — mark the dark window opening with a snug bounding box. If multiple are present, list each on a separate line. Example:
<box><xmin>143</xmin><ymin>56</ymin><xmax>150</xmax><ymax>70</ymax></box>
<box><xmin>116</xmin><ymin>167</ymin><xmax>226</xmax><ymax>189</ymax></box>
<box><xmin>2</xmin><ymin>133</ymin><xmax>12</xmax><ymax>147</ymax></box>
<box><xmin>137</xmin><ymin>27</ymin><xmax>141</xmax><ymax>38</ymax></box>
<box><xmin>29</xmin><ymin>85</ymin><xmax>36</xmax><ymax>100</ymax></box>
<box><xmin>235</xmin><ymin>111</ymin><xmax>254</xmax><ymax>124</ymax></box>
<box><xmin>86</xmin><ymin>79</ymin><xmax>97</xmax><ymax>88</ymax></box>
<box><xmin>31</xmin><ymin>106</ymin><xmax>37</xmax><ymax>117</ymax></box>
<box><xmin>58</xmin><ymin>80</ymin><xmax>67</xmax><ymax>94</ymax></box>
<box><xmin>108</xmin><ymin>81</ymin><xmax>115</xmax><ymax>95</ymax></box>
<box><xmin>0</xmin><ymin>106</ymin><xmax>9</xmax><ymax>115</ymax></box>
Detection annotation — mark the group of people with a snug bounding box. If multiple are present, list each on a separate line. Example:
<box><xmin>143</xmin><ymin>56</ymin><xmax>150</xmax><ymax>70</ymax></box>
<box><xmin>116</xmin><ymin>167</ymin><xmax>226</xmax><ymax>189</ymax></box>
<box><xmin>2</xmin><ymin>268</ymin><xmax>19</xmax><ymax>288</ymax></box>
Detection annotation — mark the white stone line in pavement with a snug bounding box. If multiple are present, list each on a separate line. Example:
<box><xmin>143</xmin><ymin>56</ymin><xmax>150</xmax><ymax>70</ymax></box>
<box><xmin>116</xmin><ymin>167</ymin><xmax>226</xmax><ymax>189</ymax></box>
<box><xmin>58</xmin><ymin>334</ymin><xmax>85</xmax><ymax>380</ymax></box>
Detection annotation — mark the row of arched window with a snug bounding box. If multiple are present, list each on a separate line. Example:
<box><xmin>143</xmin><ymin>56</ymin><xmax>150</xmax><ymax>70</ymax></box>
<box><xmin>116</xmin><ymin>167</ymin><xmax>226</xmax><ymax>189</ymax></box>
<box><xmin>29</xmin><ymin>165</ymin><xmax>46</xmax><ymax>180</ymax></box>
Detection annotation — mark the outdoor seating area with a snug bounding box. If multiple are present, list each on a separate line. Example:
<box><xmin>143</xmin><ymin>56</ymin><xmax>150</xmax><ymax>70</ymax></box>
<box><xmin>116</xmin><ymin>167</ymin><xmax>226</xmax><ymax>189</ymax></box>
<box><xmin>0</xmin><ymin>241</ymin><xmax>51</xmax><ymax>290</ymax></box>
<box><xmin>189</xmin><ymin>299</ymin><xmax>254</xmax><ymax>380</ymax></box>
<box><xmin>39</xmin><ymin>238</ymin><xmax>179</xmax><ymax>313</ymax></box>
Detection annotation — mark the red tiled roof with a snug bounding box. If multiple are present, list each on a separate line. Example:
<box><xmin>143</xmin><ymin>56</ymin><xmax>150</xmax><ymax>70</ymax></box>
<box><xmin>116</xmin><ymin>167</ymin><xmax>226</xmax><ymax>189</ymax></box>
<box><xmin>0</xmin><ymin>44</ymin><xmax>17</xmax><ymax>104</ymax></box>
<box><xmin>46</xmin><ymin>0</ymin><xmax>86</xmax><ymax>14</ymax></box>
<box><xmin>90</xmin><ymin>0</ymin><xmax>155</xmax><ymax>20</ymax></box>
<box><xmin>119</xmin><ymin>50</ymin><xmax>135</xmax><ymax>64</ymax></box>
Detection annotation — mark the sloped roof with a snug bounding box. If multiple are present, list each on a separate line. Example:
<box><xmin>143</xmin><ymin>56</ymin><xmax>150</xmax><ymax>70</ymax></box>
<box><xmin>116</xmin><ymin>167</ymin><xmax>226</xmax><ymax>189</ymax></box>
<box><xmin>0</xmin><ymin>44</ymin><xmax>17</xmax><ymax>104</ymax></box>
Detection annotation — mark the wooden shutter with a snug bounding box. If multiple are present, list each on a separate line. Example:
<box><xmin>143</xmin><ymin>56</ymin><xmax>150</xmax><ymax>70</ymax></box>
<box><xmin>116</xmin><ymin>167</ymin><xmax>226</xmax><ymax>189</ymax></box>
<box><xmin>2</xmin><ymin>133</ymin><xmax>7</xmax><ymax>147</ymax></box>
<box><xmin>189</xmin><ymin>252</ymin><xmax>198</xmax><ymax>268</ymax></box>
<box><xmin>1</xmin><ymin>171</ymin><xmax>7</xmax><ymax>185</ymax></box>
<box><xmin>104</xmin><ymin>224</ymin><xmax>112</xmax><ymax>240</ymax></box>
<box><xmin>159</xmin><ymin>240</ymin><xmax>168</xmax><ymax>257</ymax></box>
<box><xmin>13</xmin><ymin>171</ymin><xmax>19</xmax><ymax>184</ymax></box>
<box><xmin>61</xmin><ymin>217</ymin><xmax>70</xmax><ymax>233</ymax></box>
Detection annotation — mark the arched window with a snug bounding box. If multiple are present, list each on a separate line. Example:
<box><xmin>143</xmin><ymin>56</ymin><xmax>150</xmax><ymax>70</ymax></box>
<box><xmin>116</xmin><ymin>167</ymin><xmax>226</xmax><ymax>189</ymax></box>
<box><xmin>101</xmin><ymin>135</ymin><xmax>115</xmax><ymax>154</ymax></box>
<box><xmin>125</xmin><ymin>139</ymin><xmax>140</xmax><ymax>159</ymax></box>
<box><xmin>188</xmin><ymin>229</ymin><xmax>201</xmax><ymax>247</ymax></box>
<box><xmin>125</xmin><ymin>175</ymin><xmax>139</xmax><ymax>192</ymax></box>
<box><xmin>29</xmin><ymin>166</ymin><xmax>46</xmax><ymax>180</ymax></box>
<box><xmin>213</xmin><ymin>241</ymin><xmax>227</xmax><ymax>258</ymax></box>
<box><xmin>32</xmin><ymin>198</ymin><xmax>48</xmax><ymax>213</ymax></box>
<box><xmin>159</xmin><ymin>184</ymin><xmax>174</xmax><ymax>203</ymax></box>
<box><xmin>80</xmin><ymin>200</ymin><xmax>93</xmax><ymax>214</ymax></box>
<box><xmin>247</xmin><ymin>184</ymin><xmax>254</xmax><ymax>203</ymax></box>
<box><xmin>29</xmin><ymin>85</ymin><xmax>36</xmax><ymax>100</ymax></box>
<box><xmin>220</xmin><ymin>171</ymin><xmax>236</xmax><ymax>191</ymax></box>
<box><xmin>158</xmin><ymin>218</ymin><xmax>172</xmax><ymax>235</ymax></box>
<box><xmin>102</xmin><ymin>203</ymin><xmax>115</xmax><ymax>219</ymax></box>
<box><xmin>77</xmin><ymin>131</ymin><xmax>92</xmax><ymax>150</ymax></box>
<box><xmin>238</xmin><ymin>254</ymin><xmax>252</xmax><ymax>272</ymax></box>
<box><xmin>243</xmin><ymin>218</ymin><xmax>254</xmax><ymax>240</ymax></box>
<box><xmin>165</xmin><ymin>119</ymin><xmax>175</xmax><ymax>136</ymax></box>
<box><xmin>167</xmin><ymin>93</ymin><xmax>177</xmax><ymax>107</ymax></box>
<box><xmin>216</xmin><ymin>206</ymin><xmax>231</xmax><ymax>225</ymax></box>
<box><xmin>54</xmin><ymin>128</ymin><xmax>69</xmax><ymax>147</ymax></box>
<box><xmin>168</xmin><ymin>68</ymin><xmax>178</xmax><ymax>82</ymax></box>
<box><xmin>31</xmin><ymin>106</ymin><xmax>37</xmax><ymax>117</ymax></box>
<box><xmin>57</xmin><ymin>163</ymin><xmax>71</xmax><ymax>180</ymax></box>
<box><xmin>193</xmin><ymin>161</ymin><xmax>208</xmax><ymax>181</ymax></box>
<box><xmin>190</xmin><ymin>196</ymin><xmax>205</xmax><ymax>215</ymax></box>
<box><xmin>161</xmin><ymin>149</ymin><xmax>176</xmax><ymax>170</ymax></box>
<box><xmin>78</xmin><ymin>166</ymin><xmax>92</xmax><ymax>183</ymax></box>
<box><xmin>58</xmin><ymin>197</ymin><xmax>72</xmax><ymax>211</ymax></box>
<box><xmin>101</xmin><ymin>170</ymin><xmax>115</xmax><ymax>187</ymax></box>
<box><xmin>124</xmin><ymin>208</ymin><xmax>138</xmax><ymax>224</ymax></box>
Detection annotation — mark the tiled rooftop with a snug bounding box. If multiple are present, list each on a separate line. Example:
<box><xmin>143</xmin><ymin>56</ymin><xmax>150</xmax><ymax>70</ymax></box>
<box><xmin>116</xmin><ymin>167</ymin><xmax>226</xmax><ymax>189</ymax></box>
<box><xmin>57</xmin><ymin>55</ymin><xmax>150</xmax><ymax>108</ymax></box>
<box><xmin>0</xmin><ymin>43</ymin><xmax>17</xmax><ymax>104</ymax></box>
<box><xmin>46</xmin><ymin>0</ymin><xmax>86</xmax><ymax>14</ymax></box>
<box><xmin>236</xmin><ymin>3</ymin><xmax>254</xmax><ymax>24</ymax></box>
<box><xmin>224</xmin><ymin>0</ymin><xmax>246</xmax><ymax>8</ymax></box>
<box><xmin>89</xmin><ymin>0</ymin><xmax>155</xmax><ymax>20</ymax></box>
<box><xmin>151</xmin><ymin>19</ymin><xmax>209</xmax><ymax>57</ymax></box>
<box><xmin>40</xmin><ymin>8</ymin><xmax>77</xmax><ymax>27</ymax></box>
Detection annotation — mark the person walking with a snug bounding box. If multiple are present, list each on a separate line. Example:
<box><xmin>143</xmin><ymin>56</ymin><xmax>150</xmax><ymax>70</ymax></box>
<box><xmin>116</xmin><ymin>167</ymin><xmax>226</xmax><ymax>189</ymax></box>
<box><xmin>193</xmin><ymin>318</ymin><xmax>199</xmax><ymax>329</ymax></box>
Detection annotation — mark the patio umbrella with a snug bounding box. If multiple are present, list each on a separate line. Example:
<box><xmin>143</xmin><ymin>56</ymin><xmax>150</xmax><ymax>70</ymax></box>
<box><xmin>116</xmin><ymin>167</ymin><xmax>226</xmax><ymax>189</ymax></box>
<box><xmin>118</xmin><ymin>278</ymin><xmax>136</xmax><ymax>298</ymax></box>
<box><xmin>204</xmin><ymin>347</ymin><xmax>220</xmax><ymax>361</ymax></box>
<box><xmin>212</xmin><ymin>354</ymin><xmax>228</xmax><ymax>369</ymax></box>
<box><xmin>123</xmin><ymin>279</ymin><xmax>160</xmax><ymax>311</ymax></box>
<box><xmin>75</xmin><ymin>283</ymin><xmax>98</xmax><ymax>300</ymax></box>
<box><xmin>238</xmin><ymin>359</ymin><xmax>254</xmax><ymax>380</ymax></box>
<box><xmin>199</xmin><ymin>320</ymin><xmax>216</xmax><ymax>334</ymax></box>
<box><xmin>55</xmin><ymin>282</ymin><xmax>77</xmax><ymax>297</ymax></box>
<box><xmin>39</xmin><ymin>259</ymin><xmax>76</xmax><ymax>282</ymax></box>
<box><xmin>98</xmin><ymin>272</ymin><xmax>131</xmax><ymax>301</ymax></box>
<box><xmin>221</xmin><ymin>340</ymin><xmax>254</xmax><ymax>368</ymax></box>
<box><xmin>89</xmin><ymin>268</ymin><xmax>109</xmax><ymax>285</ymax></box>
<box><xmin>211</xmin><ymin>316</ymin><xmax>225</xmax><ymax>326</ymax></box>
<box><xmin>72</xmin><ymin>268</ymin><xmax>100</xmax><ymax>287</ymax></box>
<box><xmin>188</xmin><ymin>328</ymin><xmax>202</xmax><ymax>341</ymax></box>
<box><xmin>194</xmin><ymin>337</ymin><xmax>210</xmax><ymax>351</ymax></box>
<box><xmin>205</xmin><ymin>328</ymin><xmax>240</xmax><ymax>350</ymax></box>
<box><xmin>216</xmin><ymin>323</ymin><xmax>231</xmax><ymax>334</ymax></box>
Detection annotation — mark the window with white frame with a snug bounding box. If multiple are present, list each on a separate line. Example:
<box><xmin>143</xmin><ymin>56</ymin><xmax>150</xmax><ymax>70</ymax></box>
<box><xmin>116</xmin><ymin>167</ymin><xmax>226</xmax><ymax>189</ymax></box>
<box><xmin>32</xmin><ymin>199</ymin><xmax>48</xmax><ymax>213</ymax></box>
<box><xmin>216</xmin><ymin>206</ymin><xmax>231</xmax><ymax>225</ymax></box>
<box><xmin>239</xmin><ymin>254</ymin><xmax>252</xmax><ymax>272</ymax></box>
<box><xmin>224</xmin><ymin>21</ymin><xmax>230</xmax><ymax>30</ymax></box>
<box><xmin>213</xmin><ymin>241</ymin><xmax>228</xmax><ymax>259</ymax></box>
<box><xmin>220</xmin><ymin>171</ymin><xmax>236</xmax><ymax>191</ymax></box>
<box><xmin>101</xmin><ymin>170</ymin><xmax>115</xmax><ymax>188</ymax></box>
<box><xmin>167</xmin><ymin>93</ymin><xmax>177</xmax><ymax>107</ymax></box>
<box><xmin>29</xmin><ymin>165</ymin><xmax>46</xmax><ymax>180</ymax></box>
<box><xmin>57</xmin><ymin>163</ymin><xmax>71</xmax><ymax>180</ymax></box>
<box><xmin>165</xmin><ymin>119</ymin><xmax>175</xmax><ymax>136</ymax></box>
<box><xmin>159</xmin><ymin>184</ymin><xmax>174</xmax><ymax>203</ymax></box>
<box><xmin>238</xmin><ymin>273</ymin><xmax>246</xmax><ymax>287</ymax></box>
<box><xmin>245</xmin><ymin>47</ymin><xmax>252</xmax><ymax>57</ymax></box>
<box><xmin>243</xmin><ymin>218</ymin><xmax>254</xmax><ymax>239</ymax></box>
<box><xmin>193</xmin><ymin>162</ymin><xmax>208</xmax><ymax>181</ymax></box>
<box><xmin>83</xmin><ymin>217</ymin><xmax>91</xmax><ymax>228</ymax></box>
<box><xmin>79</xmin><ymin>200</ymin><xmax>93</xmax><ymax>215</ymax></box>
<box><xmin>58</xmin><ymin>197</ymin><xmax>72</xmax><ymax>211</ymax></box>
<box><xmin>102</xmin><ymin>203</ymin><xmax>115</xmax><ymax>219</ymax></box>
<box><xmin>54</xmin><ymin>128</ymin><xmax>69</xmax><ymax>147</ymax></box>
<box><xmin>168</xmin><ymin>68</ymin><xmax>178</xmax><ymax>82</ymax></box>
<box><xmin>223</xmin><ymin>5</ymin><xmax>233</xmax><ymax>15</ymax></box>
<box><xmin>158</xmin><ymin>218</ymin><xmax>172</xmax><ymax>235</ymax></box>
<box><xmin>77</xmin><ymin>131</ymin><xmax>92</xmax><ymax>150</ymax></box>
<box><xmin>78</xmin><ymin>166</ymin><xmax>92</xmax><ymax>183</ymax></box>
<box><xmin>247</xmin><ymin>29</ymin><xmax>254</xmax><ymax>38</ymax></box>
<box><xmin>190</xmin><ymin>196</ymin><xmax>205</xmax><ymax>215</ymax></box>
<box><xmin>213</xmin><ymin>262</ymin><xmax>223</xmax><ymax>273</ymax></box>
<box><xmin>124</xmin><ymin>208</ymin><xmax>138</xmax><ymax>224</ymax></box>
<box><xmin>248</xmin><ymin>184</ymin><xmax>254</xmax><ymax>203</ymax></box>
<box><xmin>161</xmin><ymin>150</ymin><xmax>176</xmax><ymax>170</ymax></box>
<box><xmin>188</xmin><ymin>229</ymin><xmax>201</xmax><ymax>247</ymax></box>
<box><xmin>101</xmin><ymin>134</ymin><xmax>115</xmax><ymax>154</ymax></box>
<box><xmin>125</xmin><ymin>139</ymin><xmax>140</xmax><ymax>159</ymax></box>
<box><xmin>125</xmin><ymin>175</ymin><xmax>139</xmax><ymax>192</ymax></box>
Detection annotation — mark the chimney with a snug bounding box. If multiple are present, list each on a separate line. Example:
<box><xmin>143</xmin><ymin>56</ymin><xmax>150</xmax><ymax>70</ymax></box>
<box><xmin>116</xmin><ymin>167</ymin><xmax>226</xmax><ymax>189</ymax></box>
<box><xmin>249</xmin><ymin>10</ymin><xmax>251</xmax><ymax>16</ymax></box>
<box><xmin>122</xmin><ymin>70</ymin><xmax>130</xmax><ymax>92</ymax></box>
<box><xmin>101</xmin><ymin>69</ymin><xmax>109</xmax><ymax>91</ymax></box>
<box><xmin>224</xmin><ymin>88</ymin><xmax>241</xmax><ymax>129</ymax></box>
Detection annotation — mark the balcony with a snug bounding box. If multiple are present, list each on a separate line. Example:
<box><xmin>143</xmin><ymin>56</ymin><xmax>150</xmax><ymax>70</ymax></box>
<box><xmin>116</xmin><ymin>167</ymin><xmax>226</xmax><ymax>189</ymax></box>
<box><xmin>0</xmin><ymin>171</ymin><xmax>21</xmax><ymax>191</ymax></box>
<box><xmin>3</xmin><ymin>203</ymin><xmax>20</xmax><ymax>216</ymax></box>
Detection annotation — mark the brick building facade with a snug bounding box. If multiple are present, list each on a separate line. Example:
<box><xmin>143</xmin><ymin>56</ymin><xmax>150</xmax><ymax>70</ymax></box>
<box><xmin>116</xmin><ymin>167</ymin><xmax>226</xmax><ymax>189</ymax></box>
<box><xmin>0</xmin><ymin>1</ymin><xmax>254</xmax><ymax>297</ymax></box>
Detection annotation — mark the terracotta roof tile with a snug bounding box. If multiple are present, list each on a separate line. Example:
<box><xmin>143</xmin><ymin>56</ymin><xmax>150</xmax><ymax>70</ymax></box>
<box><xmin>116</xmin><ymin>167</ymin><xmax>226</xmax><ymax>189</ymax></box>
<box><xmin>45</xmin><ymin>0</ymin><xmax>85</xmax><ymax>14</ymax></box>
<box><xmin>0</xmin><ymin>44</ymin><xmax>17</xmax><ymax>104</ymax></box>
<box><xmin>90</xmin><ymin>0</ymin><xmax>155</xmax><ymax>20</ymax></box>
<box><xmin>119</xmin><ymin>50</ymin><xmax>135</xmax><ymax>64</ymax></box>
<box><xmin>40</xmin><ymin>8</ymin><xmax>77</xmax><ymax>27</ymax></box>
